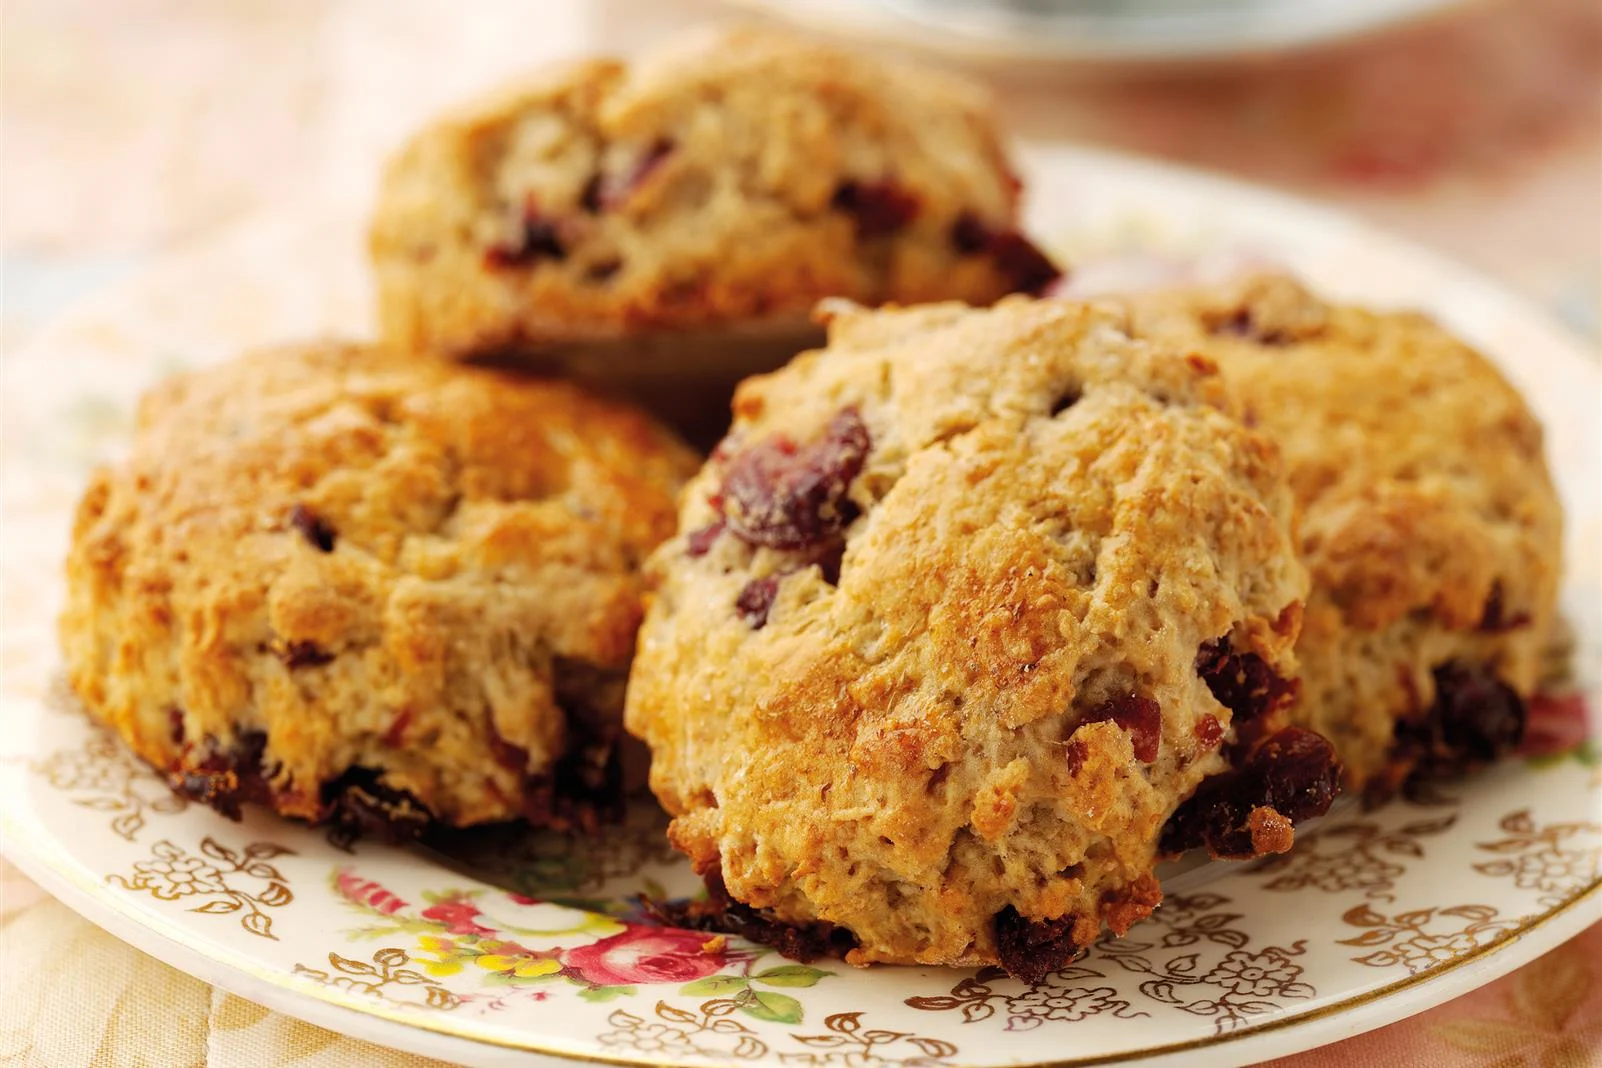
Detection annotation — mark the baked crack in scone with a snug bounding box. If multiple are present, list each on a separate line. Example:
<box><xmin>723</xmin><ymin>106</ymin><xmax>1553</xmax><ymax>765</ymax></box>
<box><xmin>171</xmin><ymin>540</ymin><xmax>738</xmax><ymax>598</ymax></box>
<box><xmin>369</xmin><ymin>26</ymin><xmax>1061</xmax><ymax>438</ymax></box>
<box><xmin>626</xmin><ymin>297</ymin><xmax>1337</xmax><ymax>980</ymax></box>
<box><xmin>61</xmin><ymin>341</ymin><xmax>698</xmax><ymax>836</ymax></box>
<box><xmin>1123</xmin><ymin>274</ymin><xmax>1564</xmax><ymax>795</ymax></box>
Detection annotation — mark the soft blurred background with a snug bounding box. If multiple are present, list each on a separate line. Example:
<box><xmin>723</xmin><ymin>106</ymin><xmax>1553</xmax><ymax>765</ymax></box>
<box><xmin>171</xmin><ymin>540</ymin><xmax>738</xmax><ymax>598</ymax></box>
<box><xmin>2</xmin><ymin>1</ymin><xmax>1599</xmax><ymax>1065</ymax></box>
<box><xmin>4</xmin><ymin>0</ymin><xmax>1599</xmax><ymax>357</ymax></box>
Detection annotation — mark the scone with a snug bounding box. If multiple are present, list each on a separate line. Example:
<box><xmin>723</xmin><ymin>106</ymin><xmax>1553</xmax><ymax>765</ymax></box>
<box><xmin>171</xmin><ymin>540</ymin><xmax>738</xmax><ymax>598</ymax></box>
<box><xmin>1123</xmin><ymin>274</ymin><xmax>1563</xmax><ymax>795</ymax></box>
<box><xmin>370</xmin><ymin>26</ymin><xmax>1061</xmax><ymax>440</ymax></box>
<box><xmin>626</xmin><ymin>297</ymin><xmax>1337</xmax><ymax>981</ymax></box>
<box><xmin>61</xmin><ymin>341</ymin><xmax>698</xmax><ymax>836</ymax></box>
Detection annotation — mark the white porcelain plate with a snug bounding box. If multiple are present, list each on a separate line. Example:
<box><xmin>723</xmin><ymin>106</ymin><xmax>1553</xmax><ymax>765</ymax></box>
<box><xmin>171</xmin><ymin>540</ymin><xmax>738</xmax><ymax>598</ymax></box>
<box><xmin>1</xmin><ymin>145</ymin><xmax>1598</xmax><ymax>1068</ymax></box>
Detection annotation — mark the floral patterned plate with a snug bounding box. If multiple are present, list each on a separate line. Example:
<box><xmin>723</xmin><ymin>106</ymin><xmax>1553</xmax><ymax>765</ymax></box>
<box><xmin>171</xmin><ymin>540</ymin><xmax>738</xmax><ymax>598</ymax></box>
<box><xmin>1</xmin><ymin>145</ymin><xmax>1598</xmax><ymax>1068</ymax></box>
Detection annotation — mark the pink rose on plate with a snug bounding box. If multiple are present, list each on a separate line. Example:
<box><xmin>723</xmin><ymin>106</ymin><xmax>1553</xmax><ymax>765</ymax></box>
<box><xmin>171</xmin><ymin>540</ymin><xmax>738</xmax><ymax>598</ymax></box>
<box><xmin>562</xmin><ymin>925</ymin><xmax>727</xmax><ymax>987</ymax></box>
<box><xmin>421</xmin><ymin>895</ymin><xmax>495</xmax><ymax>937</ymax></box>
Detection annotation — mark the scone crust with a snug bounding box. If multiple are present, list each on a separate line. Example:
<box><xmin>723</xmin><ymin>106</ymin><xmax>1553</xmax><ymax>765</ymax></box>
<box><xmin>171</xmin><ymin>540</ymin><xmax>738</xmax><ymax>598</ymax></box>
<box><xmin>1124</xmin><ymin>274</ymin><xmax>1564</xmax><ymax>791</ymax></box>
<box><xmin>626</xmin><ymin>297</ymin><xmax>1311</xmax><ymax>970</ymax></box>
<box><xmin>61</xmin><ymin>341</ymin><xmax>698</xmax><ymax>830</ymax></box>
<box><xmin>369</xmin><ymin>26</ymin><xmax>1058</xmax><ymax>359</ymax></box>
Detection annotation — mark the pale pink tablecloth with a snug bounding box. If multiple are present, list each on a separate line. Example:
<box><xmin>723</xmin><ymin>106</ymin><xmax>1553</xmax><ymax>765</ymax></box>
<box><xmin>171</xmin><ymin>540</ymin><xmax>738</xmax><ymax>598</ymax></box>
<box><xmin>2</xmin><ymin>1</ymin><xmax>1598</xmax><ymax>1065</ymax></box>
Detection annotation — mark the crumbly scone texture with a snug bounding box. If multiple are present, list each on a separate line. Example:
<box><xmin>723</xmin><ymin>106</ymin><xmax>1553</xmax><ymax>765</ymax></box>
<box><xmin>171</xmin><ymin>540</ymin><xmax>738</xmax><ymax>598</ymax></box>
<box><xmin>1123</xmin><ymin>274</ymin><xmax>1564</xmax><ymax>793</ymax></box>
<box><xmin>626</xmin><ymin>297</ymin><xmax>1313</xmax><ymax>973</ymax></box>
<box><xmin>370</xmin><ymin>25</ymin><xmax>1060</xmax><ymax>360</ymax></box>
<box><xmin>61</xmin><ymin>341</ymin><xmax>699</xmax><ymax>832</ymax></box>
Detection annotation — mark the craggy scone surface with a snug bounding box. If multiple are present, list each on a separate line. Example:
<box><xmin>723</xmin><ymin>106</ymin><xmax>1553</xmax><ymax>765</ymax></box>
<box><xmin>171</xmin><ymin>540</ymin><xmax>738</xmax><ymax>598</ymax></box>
<box><xmin>61</xmin><ymin>341</ymin><xmax>698</xmax><ymax>833</ymax></box>
<box><xmin>1124</xmin><ymin>274</ymin><xmax>1564</xmax><ymax>792</ymax></box>
<box><xmin>370</xmin><ymin>26</ymin><xmax>1059</xmax><ymax>359</ymax></box>
<box><xmin>627</xmin><ymin>297</ymin><xmax>1324</xmax><ymax>978</ymax></box>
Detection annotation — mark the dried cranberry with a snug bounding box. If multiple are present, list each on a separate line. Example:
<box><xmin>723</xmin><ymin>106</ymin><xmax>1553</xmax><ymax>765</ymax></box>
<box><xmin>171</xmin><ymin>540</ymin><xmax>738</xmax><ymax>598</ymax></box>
<box><xmin>578</xmin><ymin>173</ymin><xmax>604</xmax><ymax>214</ymax></box>
<box><xmin>720</xmin><ymin>408</ymin><xmax>871</xmax><ymax>550</ymax></box>
<box><xmin>1159</xmin><ymin>727</ymin><xmax>1339</xmax><ymax>859</ymax></box>
<box><xmin>170</xmin><ymin>730</ymin><xmax>274</xmax><ymax>820</ymax></box>
<box><xmin>1196</xmin><ymin>637</ymin><xmax>1297</xmax><ymax>726</ymax></box>
<box><xmin>1064</xmin><ymin>738</ymin><xmax>1088</xmax><ymax>776</ymax></box>
<box><xmin>832</xmin><ymin>180</ymin><xmax>920</xmax><ymax>238</ymax></box>
<box><xmin>1396</xmin><ymin>661</ymin><xmax>1526</xmax><ymax>776</ymax></box>
<box><xmin>485</xmin><ymin>208</ymin><xmax>566</xmax><ymax>269</ymax></box>
<box><xmin>949</xmin><ymin>211</ymin><xmax>991</xmax><ymax>255</ymax></box>
<box><xmin>736</xmin><ymin>575</ymin><xmax>781</xmax><ymax>630</ymax></box>
<box><xmin>1194</xmin><ymin>714</ymin><xmax>1223</xmax><ymax>749</ymax></box>
<box><xmin>994</xmin><ymin>905</ymin><xmax>1082</xmax><ymax>985</ymax></box>
<box><xmin>1082</xmin><ymin>694</ymin><xmax>1161</xmax><ymax>763</ymax></box>
<box><xmin>381</xmin><ymin>709</ymin><xmax>413</xmax><ymax>749</ymax></box>
<box><xmin>289</xmin><ymin>503</ymin><xmax>336</xmax><ymax>552</ymax></box>
<box><xmin>278</xmin><ymin>640</ymin><xmax>334</xmax><ymax>669</ymax></box>
<box><xmin>947</xmin><ymin>213</ymin><xmax>1062</xmax><ymax>295</ymax></box>
<box><xmin>1478</xmin><ymin>582</ymin><xmax>1531</xmax><ymax>633</ymax></box>
<box><xmin>989</xmin><ymin>231</ymin><xmax>1062</xmax><ymax>295</ymax></box>
<box><xmin>322</xmin><ymin>766</ymin><xmax>432</xmax><ymax>842</ymax></box>
<box><xmin>645</xmin><ymin>869</ymin><xmax>858</xmax><ymax>964</ymax></box>
<box><xmin>685</xmin><ymin>520</ymin><xmax>726</xmax><ymax>557</ymax></box>
<box><xmin>812</xmin><ymin>540</ymin><xmax>845</xmax><ymax>587</ymax></box>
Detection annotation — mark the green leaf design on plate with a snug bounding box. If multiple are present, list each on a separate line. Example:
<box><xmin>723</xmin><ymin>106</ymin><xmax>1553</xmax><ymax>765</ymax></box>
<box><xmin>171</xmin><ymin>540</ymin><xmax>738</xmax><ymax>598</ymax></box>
<box><xmin>741</xmin><ymin>990</ymin><xmax>804</xmax><ymax>1024</ymax></box>
<box><xmin>680</xmin><ymin>974</ymin><xmax>750</xmax><ymax>996</ymax></box>
<box><xmin>577</xmin><ymin>984</ymin><xmax>637</xmax><ymax>1003</ymax></box>
<box><xmin>752</xmin><ymin>964</ymin><xmax>830</xmax><ymax>988</ymax></box>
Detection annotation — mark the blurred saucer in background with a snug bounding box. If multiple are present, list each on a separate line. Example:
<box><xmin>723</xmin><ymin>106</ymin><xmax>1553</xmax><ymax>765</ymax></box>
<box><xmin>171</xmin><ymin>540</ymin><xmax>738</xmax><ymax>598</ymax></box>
<box><xmin>728</xmin><ymin>0</ymin><xmax>1477</xmax><ymax>66</ymax></box>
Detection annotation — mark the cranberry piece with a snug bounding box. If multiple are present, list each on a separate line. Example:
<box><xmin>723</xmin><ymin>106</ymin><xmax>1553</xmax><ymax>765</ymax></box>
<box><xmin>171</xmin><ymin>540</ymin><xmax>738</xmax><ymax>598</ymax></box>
<box><xmin>989</xmin><ymin>231</ymin><xmax>1062</xmax><ymax>295</ymax></box>
<box><xmin>720</xmin><ymin>408</ymin><xmax>871</xmax><ymax>550</ymax></box>
<box><xmin>1196</xmin><ymin>637</ymin><xmax>1297</xmax><ymax>726</ymax></box>
<box><xmin>812</xmin><ymin>540</ymin><xmax>846</xmax><ymax>587</ymax></box>
<box><xmin>1064</xmin><ymin>738</ymin><xmax>1089</xmax><ymax>776</ymax></box>
<box><xmin>994</xmin><ymin>905</ymin><xmax>1082</xmax><ymax>985</ymax></box>
<box><xmin>1194</xmin><ymin>714</ymin><xmax>1223</xmax><ymax>749</ymax></box>
<box><xmin>485</xmin><ymin>208</ymin><xmax>566</xmax><ymax>269</ymax></box>
<box><xmin>1159</xmin><ymin>727</ymin><xmax>1339</xmax><ymax>859</ymax></box>
<box><xmin>1396</xmin><ymin>661</ymin><xmax>1526</xmax><ymax>775</ymax></box>
<box><xmin>578</xmin><ymin>173</ymin><xmax>604</xmax><ymax>214</ymax></box>
<box><xmin>170</xmin><ymin>730</ymin><xmax>274</xmax><ymax>820</ymax></box>
<box><xmin>947</xmin><ymin>213</ymin><xmax>1062</xmax><ymax>295</ymax></box>
<box><xmin>1083</xmin><ymin>694</ymin><xmax>1161</xmax><ymax>763</ymax></box>
<box><xmin>645</xmin><ymin>869</ymin><xmax>858</xmax><ymax>964</ymax></box>
<box><xmin>278</xmin><ymin>640</ymin><xmax>334</xmax><ymax>669</ymax></box>
<box><xmin>685</xmin><ymin>520</ymin><xmax>726</xmax><ymax>558</ymax></box>
<box><xmin>381</xmin><ymin>709</ymin><xmax>413</xmax><ymax>749</ymax></box>
<box><xmin>949</xmin><ymin>211</ymin><xmax>991</xmax><ymax>255</ymax></box>
<box><xmin>736</xmin><ymin>575</ymin><xmax>781</xmax><ymax>630</ymax></box>
<box><xmin>289</xmin><ymin>504</ymin><xmax>336</xmax><ymax>552</ymax></box>
<box><xmin>1478</xmin><ymin>582</ymin><xmax>1531</xmax><ymax>633</ymax></box>
<box><xmin>832</xmin><ymin>180</ymin><xmax>920</xmax><ymax>238</ymax></box>
<box><xmin>322</xmin><ymin>766</ymin><xmax>432</xmax><ymax>842</ymax></box>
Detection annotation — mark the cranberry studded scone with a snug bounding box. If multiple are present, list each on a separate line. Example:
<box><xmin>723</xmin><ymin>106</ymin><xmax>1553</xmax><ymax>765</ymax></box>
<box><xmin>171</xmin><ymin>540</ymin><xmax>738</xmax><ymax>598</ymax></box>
<box><xmin>61</xmin><ymin>341</ymin><xmax>698</xmax><ymax>836</ymax></box>
<box><xmin>1124</xmin><ymin>274</ymin><xmax>1564</xmax><ymax>795</ymax></box>
<box><xmin>627</xmin><ymin>297</ymin><xmax>1338</xmax><ymax>981</ymax></box>
<box><xmin>370</xmin><ymin>26</ymin><xmax>1060</xmax><ymax>438</ymax></box>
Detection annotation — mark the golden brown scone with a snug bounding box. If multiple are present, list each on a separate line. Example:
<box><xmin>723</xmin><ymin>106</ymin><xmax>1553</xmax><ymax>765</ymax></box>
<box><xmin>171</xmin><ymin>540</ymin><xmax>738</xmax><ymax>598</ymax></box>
<box><xmin>1123</xmin><ymin>274</ymin><xmax>1564</xmax><ymax>795</ymax></box>
<box><xmin>369</xmin><ymin>26</ymin><xmax>1060</xmax><ymax>439</ymax></box>
<box><xmin>61</xmin><ymin>341</ymin><xmax>698</xmax><ymax>835</ymax></box>
<box><xmin>627</xmin><ymin>297</ymin><xmax>1335</xmax><ymax>981</ymax></box>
